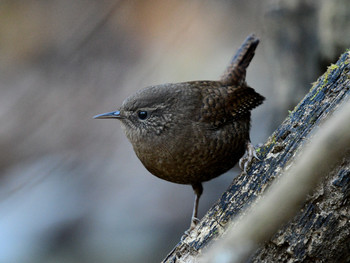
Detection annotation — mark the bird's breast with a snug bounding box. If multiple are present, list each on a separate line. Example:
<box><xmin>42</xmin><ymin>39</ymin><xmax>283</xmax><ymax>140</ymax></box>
<box><xmin>131</xmin><ymin>120</ymin><xmax>250</xmax><ymax>185</ymax></box>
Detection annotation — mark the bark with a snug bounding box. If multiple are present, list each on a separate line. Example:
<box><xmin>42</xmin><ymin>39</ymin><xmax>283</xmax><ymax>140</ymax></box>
<box><xmin>162</xmin><ymin>51</ymin><xmax>350</xmax><ymax>263</ymax></box>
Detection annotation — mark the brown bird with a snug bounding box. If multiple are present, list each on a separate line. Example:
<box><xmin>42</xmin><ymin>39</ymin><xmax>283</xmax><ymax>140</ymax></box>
<box><xmin>94</xmin><ymin>34</ymin><xmax>264</xmax><ymax>232</ymax></box>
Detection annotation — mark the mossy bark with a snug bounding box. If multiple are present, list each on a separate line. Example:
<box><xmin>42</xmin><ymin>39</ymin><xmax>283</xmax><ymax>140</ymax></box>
<box><xmin>162</xmin><ymin>51</ymin><xmax>350</xmax><ymax>263</ymax></box>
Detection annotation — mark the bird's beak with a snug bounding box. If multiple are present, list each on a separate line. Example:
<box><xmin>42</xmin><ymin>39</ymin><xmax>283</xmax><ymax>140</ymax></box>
<box><xmin>93</xmin><ymin>110</ymin><xmax>123</xmax><ymax>119</ymax></box>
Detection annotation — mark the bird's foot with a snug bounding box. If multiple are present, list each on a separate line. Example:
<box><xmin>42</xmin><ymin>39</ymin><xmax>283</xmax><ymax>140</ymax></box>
<box><xmin>181</xmin><ymin>217</ymin><xmax>200</xmax><ymax>241</ymax></box>
<box><xmin>239</xmin><ymin>142</ymin><xmax>260</xmax><ymax>172</ymax></box>
<box><xmin>190</xmin><ymin>217</ymin><xmax>200</xmax><ymax>229</ymax></box>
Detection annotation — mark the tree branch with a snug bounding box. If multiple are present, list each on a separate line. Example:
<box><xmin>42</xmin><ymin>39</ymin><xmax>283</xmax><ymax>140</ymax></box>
<box><xmin>202</xmin><ymin>91</ymin><xmax>350</xmax><ymax>263</ymax></box>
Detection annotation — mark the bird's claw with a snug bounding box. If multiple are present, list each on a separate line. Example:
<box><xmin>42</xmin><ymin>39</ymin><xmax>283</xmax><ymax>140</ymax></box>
<box><xmin>239</xmin><ymin>142</ymin><xmax>259</xmax><ymax>172</ymax></box>
<box><xmin>191</xmin><ymin>217</ymin><xmax>200</xmax><ymax>228</ymax></box>
<box><xmin>181</xmin><ymin>217</ymin><xmax>200</xmax><ymax>241</ymax></box>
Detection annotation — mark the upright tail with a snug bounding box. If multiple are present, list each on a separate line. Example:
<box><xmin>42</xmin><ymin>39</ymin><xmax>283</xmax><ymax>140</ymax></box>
<box><xmin>220</xmin><ymin>34</ymin><xmax>259</xmax><ymax>86</ymax></box>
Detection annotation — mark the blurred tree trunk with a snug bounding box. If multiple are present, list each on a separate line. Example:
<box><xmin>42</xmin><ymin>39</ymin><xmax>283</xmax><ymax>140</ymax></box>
<box><xmin>162</xmin><ymin>51</ymin><xmax>350</xmax><ymax>263</ymax></box>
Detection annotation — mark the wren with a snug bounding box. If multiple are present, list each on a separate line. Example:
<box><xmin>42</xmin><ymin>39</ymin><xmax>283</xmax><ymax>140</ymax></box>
<box><xmin>94</xmin><ymin>34</ymin><xmax>265</xmax><ymax>232</ymax></box>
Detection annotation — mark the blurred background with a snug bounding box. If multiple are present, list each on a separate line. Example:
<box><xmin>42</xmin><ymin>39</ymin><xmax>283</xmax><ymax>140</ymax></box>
<box><xmin>0</xmin><ymin>0</ymin><xmax>349</xmax><ymax>262</ymax></box>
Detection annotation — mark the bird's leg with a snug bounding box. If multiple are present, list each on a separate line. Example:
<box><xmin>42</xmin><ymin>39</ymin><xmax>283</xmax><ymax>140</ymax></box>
<box><xmin>182</xmin><ymin>183</ymin><xmax>203</xmax><ymax>239</ymax></box>
<box><xmin>239</xmin><ymin>141</ymin><xmax>259</xmax><ymax>172</ymax></box>
<box><xmin>183</xmin><ymin>183</ymin><xmax>203</xmax><ymax>236</ymax></box>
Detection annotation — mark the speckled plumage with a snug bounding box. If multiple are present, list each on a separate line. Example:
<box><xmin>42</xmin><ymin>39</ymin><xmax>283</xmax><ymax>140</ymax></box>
<box><xmin>119</xmin><ymin>81</ymin><xmax>262</xmax><ymax>185</ymax></box>
<box><xmin>94</xmin><ymin>34</ymin><xmax>264</xmax><ymax>232</ymax></box>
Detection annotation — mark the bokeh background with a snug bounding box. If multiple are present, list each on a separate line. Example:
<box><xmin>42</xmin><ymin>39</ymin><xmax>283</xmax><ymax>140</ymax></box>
<box><xmin>0</xmin><ymin>0</ymin><xmax>349</xmax><ymax>262</ymax></box>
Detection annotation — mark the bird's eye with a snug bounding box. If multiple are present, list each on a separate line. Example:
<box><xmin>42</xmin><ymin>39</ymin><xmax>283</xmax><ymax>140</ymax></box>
<box><xmin>137</xmin><ymin>110</ymin><xmax>149</xmax><ymax>120</ymax></box>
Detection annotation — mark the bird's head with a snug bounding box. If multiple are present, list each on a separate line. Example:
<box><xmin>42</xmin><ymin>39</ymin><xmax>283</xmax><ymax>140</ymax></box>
<box><xmin>94</xmin><ymin>84</ymin><xmax>187</xmax><ymax>143</ymax></box>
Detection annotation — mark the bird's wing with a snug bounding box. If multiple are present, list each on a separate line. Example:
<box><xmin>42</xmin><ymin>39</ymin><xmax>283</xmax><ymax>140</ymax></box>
<box><xmin>200</xmin><ymin>85</ymin><xmax>265</xmax><ymax>127</ymax></box>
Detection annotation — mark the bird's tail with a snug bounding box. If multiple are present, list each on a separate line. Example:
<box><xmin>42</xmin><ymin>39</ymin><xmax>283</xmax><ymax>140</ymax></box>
<box><xmin>220</xmin><ymin>34</ymin><xmax>259</xmax><ymax>85</ymax></box>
